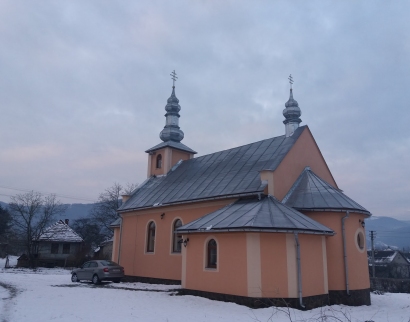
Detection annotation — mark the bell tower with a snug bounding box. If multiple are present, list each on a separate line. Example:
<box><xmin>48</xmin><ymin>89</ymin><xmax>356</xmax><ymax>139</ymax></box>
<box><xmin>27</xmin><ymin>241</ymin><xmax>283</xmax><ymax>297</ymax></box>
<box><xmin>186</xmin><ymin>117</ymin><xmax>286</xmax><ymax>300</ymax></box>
<box><xmin>145</xmin><ymin>71</ymin><xmax>197</xmax><ymax>177</ymax></box>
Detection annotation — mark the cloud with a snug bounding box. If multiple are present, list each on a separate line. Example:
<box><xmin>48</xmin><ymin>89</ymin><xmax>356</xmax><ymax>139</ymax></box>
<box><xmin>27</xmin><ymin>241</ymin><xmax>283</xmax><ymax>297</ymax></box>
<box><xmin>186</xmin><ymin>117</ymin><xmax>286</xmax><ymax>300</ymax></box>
<box><xmin>0</xmin><ymin>145</ymin><xmax>64</xmax><ymax>163</ymax></box>
<box><xmin>0</xmin><ymin>1</ymin><xmax>409</xmax><ymax>219</ymax></box>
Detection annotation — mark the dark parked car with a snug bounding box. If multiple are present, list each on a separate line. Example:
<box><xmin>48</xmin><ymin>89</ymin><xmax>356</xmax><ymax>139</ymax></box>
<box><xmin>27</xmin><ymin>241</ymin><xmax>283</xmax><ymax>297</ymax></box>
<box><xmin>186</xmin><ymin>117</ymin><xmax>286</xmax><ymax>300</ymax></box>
<box><xmin>71</xmin><ymin>260</ymin><xmax>124</xmax><ymax>284</ymax></box>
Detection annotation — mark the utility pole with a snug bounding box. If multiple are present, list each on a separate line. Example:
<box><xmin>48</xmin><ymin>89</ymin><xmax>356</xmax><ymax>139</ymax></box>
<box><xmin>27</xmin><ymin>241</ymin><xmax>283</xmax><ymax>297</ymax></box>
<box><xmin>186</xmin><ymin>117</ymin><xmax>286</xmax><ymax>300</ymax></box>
<box><xmin>370</xmin><ymin>230</ymin><xmax>376</xmax><ymax>278</ymax></box>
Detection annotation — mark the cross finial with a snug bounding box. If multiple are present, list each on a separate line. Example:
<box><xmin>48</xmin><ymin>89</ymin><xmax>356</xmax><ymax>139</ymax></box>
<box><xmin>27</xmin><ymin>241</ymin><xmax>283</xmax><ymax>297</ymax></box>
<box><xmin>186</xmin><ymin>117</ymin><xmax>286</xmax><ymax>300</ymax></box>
<box><xmin>170</xmin><ymin>70</ymin><xmax>178</xmax><ymax>87</ymax></box>
<box><xmin>288</xmin><ymin>74</ymin><xmax>294</xmax><ymax>89</ymax></box>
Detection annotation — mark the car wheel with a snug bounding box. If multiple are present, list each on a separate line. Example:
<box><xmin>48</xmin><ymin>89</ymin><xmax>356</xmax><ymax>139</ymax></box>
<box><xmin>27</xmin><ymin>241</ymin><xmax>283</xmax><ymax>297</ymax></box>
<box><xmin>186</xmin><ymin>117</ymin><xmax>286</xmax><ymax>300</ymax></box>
<box><xmin>92</xmin><ymin>274</ymin><xmax>100</xmax><ymax>285</ymax></box>
<box><xmin>71</xmin><ymin>273</ymin><xmax>79</xmax><ymax>283</ymax></box>
<box><xmin>113</xmin><ymin>279</ymin><xmax>121</xmax><ymax>283</ymax></box>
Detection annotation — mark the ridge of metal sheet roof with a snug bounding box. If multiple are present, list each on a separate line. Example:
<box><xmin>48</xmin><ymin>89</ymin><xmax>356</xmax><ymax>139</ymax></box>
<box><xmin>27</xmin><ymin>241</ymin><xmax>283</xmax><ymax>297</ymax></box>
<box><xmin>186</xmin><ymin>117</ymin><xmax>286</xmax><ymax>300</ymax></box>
<box><xmin>119</xmin><ymin>127</ymin><xmax>307</xmax><ymax>212</ymax></box>
<box><xmin>282</xmin><ymin>167</ymin><xmax>371</xmax><ymax>216</ymax></box>
<box><xmin>177</xmin><ymin>195</ymin><xmax>334</xmax><ymax>235</ymax></box>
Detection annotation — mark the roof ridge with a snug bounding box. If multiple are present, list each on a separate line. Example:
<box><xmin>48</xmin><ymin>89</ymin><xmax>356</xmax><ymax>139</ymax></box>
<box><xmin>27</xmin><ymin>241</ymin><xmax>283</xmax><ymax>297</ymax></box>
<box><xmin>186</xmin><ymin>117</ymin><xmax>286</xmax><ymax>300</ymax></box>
<box><xmin>188</xmin><ymin>126</ymin><xmax>307</xmax><ymax>162</ymax></box>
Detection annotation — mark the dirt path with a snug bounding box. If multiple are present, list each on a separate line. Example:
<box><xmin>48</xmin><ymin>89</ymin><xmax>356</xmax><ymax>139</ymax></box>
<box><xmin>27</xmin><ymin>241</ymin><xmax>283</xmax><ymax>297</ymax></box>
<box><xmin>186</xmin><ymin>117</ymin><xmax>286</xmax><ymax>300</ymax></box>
<box><xmin>0</xmin><ymin>281</ymin><xmax>19</xmax><ymax>322</ymax></box>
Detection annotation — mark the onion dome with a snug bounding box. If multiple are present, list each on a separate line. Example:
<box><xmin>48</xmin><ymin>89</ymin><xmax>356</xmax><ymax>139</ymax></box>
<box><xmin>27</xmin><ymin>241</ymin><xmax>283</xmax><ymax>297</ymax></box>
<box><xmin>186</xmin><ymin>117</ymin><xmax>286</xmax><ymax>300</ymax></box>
<box><xmin>159</xmin><ymin>86</ymin><xmax>184</xmax><ymax>142</ymax></box>
<box><xmin>283</xmin><ymin>88</ymin><xmax>302</xmax><ymax>127</ymax></box>
<box><xmin>283</xmin><ymin>75</ymin><xmax>302</xmax><ymax>137</ymax></box>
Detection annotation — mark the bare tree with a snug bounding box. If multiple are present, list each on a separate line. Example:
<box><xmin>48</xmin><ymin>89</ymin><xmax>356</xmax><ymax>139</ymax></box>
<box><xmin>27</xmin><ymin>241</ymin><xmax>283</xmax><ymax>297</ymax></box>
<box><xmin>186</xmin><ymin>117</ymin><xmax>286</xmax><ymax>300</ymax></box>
<box><xmin>72</xmin><ymin>218</ymin><xmax>105</xmax><ymax>249</ymax></box>
<box><xmin>0</xmin><ymin>205</ymin><xmax>11</xmax><ymax>237</ymax></box>
<box><xmin>8</xmin><ymin>191</ymin><xmax>67</xmax><ymax>267</ymax></box>
<box><xmin>90</xmin><ymin>182</ymin><xmax>138</xmax><ymax>239</ymax></box>
<box><xmin>0</xmin><ymin>205</ymin><xmax>12</xmax><ymax>258</ymax></box>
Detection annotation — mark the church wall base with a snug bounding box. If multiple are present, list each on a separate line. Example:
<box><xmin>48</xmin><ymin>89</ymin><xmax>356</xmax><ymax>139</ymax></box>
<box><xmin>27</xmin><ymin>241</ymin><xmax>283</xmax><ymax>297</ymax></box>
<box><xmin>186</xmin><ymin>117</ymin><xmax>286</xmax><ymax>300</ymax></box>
<box><xmin>122</xmin><ymin>275</ymin><xmax>181</xmax><ymax>285</ymax></box>
<box><xmin>177</xmin><ymin>289</ymin><xmax>330</xmax><ymax>310</ymax></box>
<box><xmin>328</xmin><ymin>288</ymin><xmax>371</xmax><ymax>306</ymax></box>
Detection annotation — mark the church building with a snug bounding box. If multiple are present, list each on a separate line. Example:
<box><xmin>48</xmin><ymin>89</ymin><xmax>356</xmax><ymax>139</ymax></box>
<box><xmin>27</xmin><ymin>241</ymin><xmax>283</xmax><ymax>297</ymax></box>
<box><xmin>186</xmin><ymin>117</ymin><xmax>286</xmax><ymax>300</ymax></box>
<box><xmin>111</xmin><ymin>74</ymin><xmax>371</xmax><ymax>309</ymax></box>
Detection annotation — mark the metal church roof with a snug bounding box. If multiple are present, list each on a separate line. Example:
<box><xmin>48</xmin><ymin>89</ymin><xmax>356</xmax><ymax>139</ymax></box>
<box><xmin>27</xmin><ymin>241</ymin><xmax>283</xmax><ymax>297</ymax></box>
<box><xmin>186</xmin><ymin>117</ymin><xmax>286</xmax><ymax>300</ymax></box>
<box><xmin>119</xmin><ymin>126</ymin><xmax>306</xmax><ymax>212</ymax></box>
<box><xmin>282</xmin><ymin>167</ymin><xmax>371</xmax><ymax>215</ymax></box>
<box><xmin>145</xmin><ymin>140</ymin><xmax>197</xmax><ymax>154</ymax></box>
<box><xmin>177</xmin><ymin>195</ymin><xmax>334</xmax><ymax>235</ymax></box>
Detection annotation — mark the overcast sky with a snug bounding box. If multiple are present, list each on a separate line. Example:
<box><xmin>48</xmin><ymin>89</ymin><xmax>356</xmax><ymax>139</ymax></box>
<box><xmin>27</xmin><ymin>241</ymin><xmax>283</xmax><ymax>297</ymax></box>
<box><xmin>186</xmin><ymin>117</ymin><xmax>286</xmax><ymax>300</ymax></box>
<box><xmin>0</xmin><ymin>1</ymin><xmax>409</xmax><ymax>220</ymax></box>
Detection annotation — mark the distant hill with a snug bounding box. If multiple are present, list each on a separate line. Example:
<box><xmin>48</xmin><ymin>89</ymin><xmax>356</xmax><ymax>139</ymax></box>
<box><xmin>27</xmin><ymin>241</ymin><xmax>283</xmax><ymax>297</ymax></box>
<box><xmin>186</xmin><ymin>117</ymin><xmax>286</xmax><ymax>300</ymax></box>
<box><xmin>0</xmin><ymin>201</ymin><xmax>94</xmax><ymax>222</ymax></box>
<box><xmin>59</xmin><ymin>203</ymin><xmax>95</xmax><ymax>221</ymax></box>
<box><xmin>365</xmin><ymin>216</ymin><xmax>410</xmax><ymax>250</ymax></box>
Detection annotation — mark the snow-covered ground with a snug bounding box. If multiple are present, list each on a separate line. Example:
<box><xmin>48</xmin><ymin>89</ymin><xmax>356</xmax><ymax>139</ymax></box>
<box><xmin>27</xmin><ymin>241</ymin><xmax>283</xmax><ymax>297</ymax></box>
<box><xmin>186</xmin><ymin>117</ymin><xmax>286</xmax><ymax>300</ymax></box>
<box><xmin>0</xmin><ymin>267</ymin><xmax>409</xmax><ymax>322</ymax></box>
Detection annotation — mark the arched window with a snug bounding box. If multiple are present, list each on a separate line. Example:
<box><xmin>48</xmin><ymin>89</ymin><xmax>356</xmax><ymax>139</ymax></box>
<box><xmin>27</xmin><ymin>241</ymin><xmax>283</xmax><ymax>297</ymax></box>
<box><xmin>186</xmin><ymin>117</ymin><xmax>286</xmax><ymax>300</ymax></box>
<box><xmin>207</xmin><ymin>239</ymin><xmax>217</xmax><ymax>268</ymax></box>
<box><xmin>156</xmin><ymin>154</ymin><xmax>162</xmax><ymax>169</ymax></box>
<box><xmin>147</xmin><ymin>221</ymin><xmax>156</xmax><ymax>252</ymax></box>
<box><xmin>172</xmin><ymin>219</ymin><xmax>182</xmax><ymax>253</ymax></box>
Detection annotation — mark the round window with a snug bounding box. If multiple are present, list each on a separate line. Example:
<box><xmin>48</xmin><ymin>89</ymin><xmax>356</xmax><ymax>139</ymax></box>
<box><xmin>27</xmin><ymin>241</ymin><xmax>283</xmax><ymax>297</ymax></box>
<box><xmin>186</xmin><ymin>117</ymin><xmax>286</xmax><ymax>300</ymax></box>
<box><xmin>356</xmin><ymin>230</ymin><xmax>365</xmax><ymax>252</ymax></box>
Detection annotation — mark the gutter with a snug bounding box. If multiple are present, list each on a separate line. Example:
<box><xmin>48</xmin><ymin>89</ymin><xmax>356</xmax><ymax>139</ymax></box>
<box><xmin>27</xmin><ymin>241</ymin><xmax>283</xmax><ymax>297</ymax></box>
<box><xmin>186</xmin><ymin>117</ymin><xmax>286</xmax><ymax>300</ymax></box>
<box><xmin>177</xmin><ymin>228</ymin><xmax>334</xmax><ymax>236</ymax></box>
<box><xmin>117</xmin><ymin>217</ymin><xmax>124</xmax><ymax>264</ymax></box>
<box><xmin>342</xmin><ymin>211</ymin><xmax>350</xmax><ymax>296</ymax></box>
<box><xmin>118</xmin><ymin>191</ymin><xmax>264</xmax><ymax>214</ymax></box>
<box><xmin>294</xmin><ymin>233</ymin><xmax>305</xmax><ymax>309</ymax></box>
<box><xmin>293</xmin><ymin>207</ymin><xmax>371</xmax><ymax>217</ymax></box>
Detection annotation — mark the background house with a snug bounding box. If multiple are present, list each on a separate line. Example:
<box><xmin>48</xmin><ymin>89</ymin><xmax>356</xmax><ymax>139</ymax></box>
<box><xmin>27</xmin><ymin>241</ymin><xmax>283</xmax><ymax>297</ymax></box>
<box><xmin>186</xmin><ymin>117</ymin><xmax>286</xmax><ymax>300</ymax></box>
<box><xmin>368</xmin><ymin>250</ymin><xmax>410</xmax><ymax>279</ymax></box>
<box><xmin>33</xmin><ymin>219</ymin><xmax>84</xmax><ymax>267</ymax></box>
<box><xmin>94</xmin><ymin>239</ymin><xmax>113</xmax><ymax>260</ymax></box>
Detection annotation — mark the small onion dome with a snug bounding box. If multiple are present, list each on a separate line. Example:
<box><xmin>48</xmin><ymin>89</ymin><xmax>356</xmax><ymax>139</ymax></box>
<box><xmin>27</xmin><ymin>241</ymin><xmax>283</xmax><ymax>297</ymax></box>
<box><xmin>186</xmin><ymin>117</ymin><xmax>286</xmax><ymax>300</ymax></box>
<box><xmin>283</xmin><ymin>88</ymin><xmax>302</xmax><ymax>125</ymax></box>
<box><xmin>165</xmin><ymin>87</ymin><xmax>181</xmax><ymax>113</ymax></box>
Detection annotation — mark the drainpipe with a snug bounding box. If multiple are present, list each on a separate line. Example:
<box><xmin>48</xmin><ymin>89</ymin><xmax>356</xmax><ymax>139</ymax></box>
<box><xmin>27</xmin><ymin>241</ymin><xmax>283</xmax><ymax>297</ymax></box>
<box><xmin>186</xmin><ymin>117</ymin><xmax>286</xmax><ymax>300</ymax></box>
<box><xmin>342</xmin><ymin>211</ymin><xmax>350</xmax><ymax>296</ymax></box>
<box><xmin>117</xmin><ymin>217</ymin><xmax>123</xmax><ymax>264</ymax></box>
<box><xmin>294</xmin><ymin>233</ymin><xmax>305</xmax><ymax>309</ymax></box>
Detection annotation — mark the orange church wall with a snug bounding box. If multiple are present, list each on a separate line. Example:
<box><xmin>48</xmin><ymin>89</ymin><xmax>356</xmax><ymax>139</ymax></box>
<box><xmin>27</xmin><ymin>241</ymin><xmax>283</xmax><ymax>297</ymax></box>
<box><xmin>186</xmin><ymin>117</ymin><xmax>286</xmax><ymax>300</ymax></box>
<box><xmin>182</xmin><ymin>231</ymin><xmax>328</xmax><ymax>299</ymax></box>
<box><xmin>183</xmin><ymin>233</ymin><xmax>248</xmax><ymax>297</ymax></box>
<box><xmin>306</xmin><ymin>211</ymin><xmax>370</xmax><ymax>291</ymax></box>
<box><xmin>259</xmin><ymin>233</ymin><xmax>289</xmax><ymax>298</ymax></box>
<box><xmin>148</xmin><ymin>148</ymin><xmax>167</xmax><ymax>177</ymax></box>
<box><xmin>261</xmin><ymin>233</ymin><xmax>328</xmax><ymax>298</ymax></box>
<box><xmin>171</xmin><ymin>149</ymin><xmax>192</xmax><ymax>166</ymax></box>
<box><xmin>298</xmin><ymin>234</ymin><xmax>327</xmax><ymax>297</ymax></box>
<box><xmin>273</xmin><ymin>127</ymin><xmax>338</xmax><ymax>201</ymax></box>
<box><xmin>118</xmin><ymin>199</ymin><xmax>235</xmax><ymax>281</ymax></box>
<box><xmin>148</xmin><ymin>148</ymin><xmax>193</xmax><ymax>178</ymax></box>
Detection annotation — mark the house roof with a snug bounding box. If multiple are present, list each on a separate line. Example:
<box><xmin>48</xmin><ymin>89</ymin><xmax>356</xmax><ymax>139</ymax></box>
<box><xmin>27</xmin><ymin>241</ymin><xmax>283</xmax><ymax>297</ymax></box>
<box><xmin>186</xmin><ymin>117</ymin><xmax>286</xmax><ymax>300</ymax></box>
<box><xmin>119</xmin><ymin>126</ymin><xmax>306</xmax><ymax>212</ymax></box>
<box><xmin>37</xmin><ymin>220</ymin><xmax>83</xmax><ymax>243</ymax></box>
<box><xmin>282</xmin><ymin>167</ymin><xmax>371</xmax><ymax>215</ymax></box>
<box><xmin>145</xmin><ymin>140</ymin><xmax>197</xmax><ymax>154</ymax></box>
<box><xmin>367</xmin><ymin>250</ymin><xmax>410</xmax><ymax>265</ymax></box>
<box><xmin>177</xmin><ymin>195</ymin><xmax>334</xmax><ymax>235</ymax></box>
<box><xmin>367</xmin><ymin>250</ymin><xmax>396</xmax><ymax>264</ymax></box>
<box><xmin>110</xmin><ymin>218</ymin><xmax>121</xmax><ymax>227</ymax></box>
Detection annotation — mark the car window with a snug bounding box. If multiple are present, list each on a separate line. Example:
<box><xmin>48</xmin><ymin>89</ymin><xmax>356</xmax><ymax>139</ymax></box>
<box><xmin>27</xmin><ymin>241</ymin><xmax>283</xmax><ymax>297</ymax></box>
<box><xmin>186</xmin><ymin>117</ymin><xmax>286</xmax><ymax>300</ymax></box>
<box><xmin>89</xmin><ymin>262</ymin><xmax>98</xmax><ymax>268</ymax></box>
<box><xmin>99</xmin><ymin>260</ymin><xmax>117</xmax><ymax>266</ymax></box>
<box><xmin>82</xmin><ymin>262</ymin><xmax>91</xmax><ymax>268</ymax></box>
